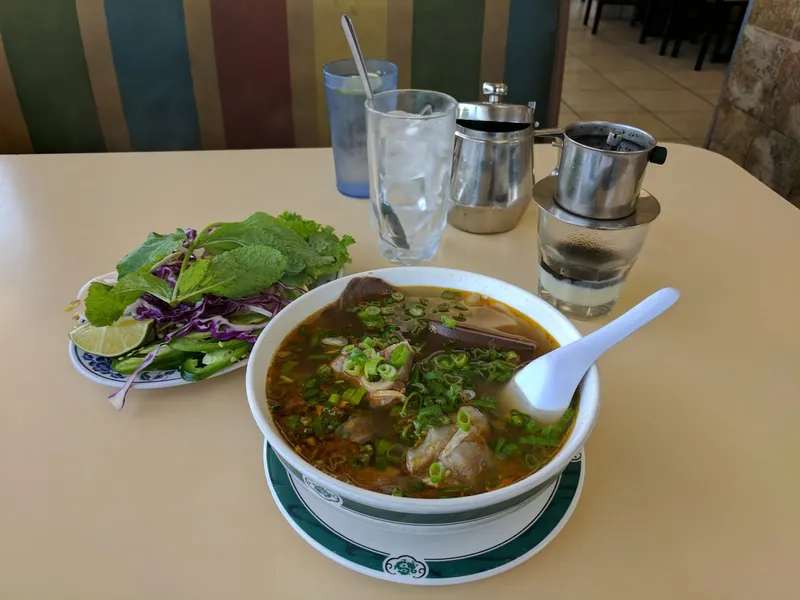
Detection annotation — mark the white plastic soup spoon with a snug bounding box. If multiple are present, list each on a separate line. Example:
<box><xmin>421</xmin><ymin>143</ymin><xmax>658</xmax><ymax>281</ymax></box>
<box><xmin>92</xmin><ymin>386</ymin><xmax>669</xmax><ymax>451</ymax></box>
<box><xmin>508</xmin><ymin>288</ymin><xmax>680</xmax><ymax>424</ymax></box>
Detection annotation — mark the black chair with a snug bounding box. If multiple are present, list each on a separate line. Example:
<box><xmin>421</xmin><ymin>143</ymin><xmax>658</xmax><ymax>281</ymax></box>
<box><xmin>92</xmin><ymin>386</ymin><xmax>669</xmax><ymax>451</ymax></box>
<box><xmin>659</xmin><ymin>0</ymin><xmax>748</xmax><ymax>70</ymax></box>
<box><xmin>584</xmin><ymin>0</ymin><xmax>643</xmax><ymax>35</ymax></box>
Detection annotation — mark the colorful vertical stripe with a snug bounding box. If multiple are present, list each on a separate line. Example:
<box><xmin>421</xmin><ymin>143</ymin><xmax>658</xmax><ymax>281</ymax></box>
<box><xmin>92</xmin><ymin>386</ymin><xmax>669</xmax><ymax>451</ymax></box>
<box><xmin>0</xmin><ymin>30</ymin><xmax>31</xmax><ymax>154</ymax></box>
<box><xmin>287</xmin><ymin>0</ymin><xmax>319</xmax><ymax>148</ymax></box>
<box><xmin>505</xmin><ymin>0</ymin><xmax>559</xmax><ymax>121</ymax></box>
<box><xmin>210</xmin><ymin>0</ymin><xmax>294</xmax><ymax>149</ymax></box>
<box><xmin>480</xmin><ymin>0</ymin><xmax>510</xmax><ymax>86</ymax></box>
<box><xmin>75</xmin><ymin>0</ymin><xmax>130</xmax><ymax>152</ymax></box>
<box><xmin>411</xmin><ymin>0</ymin><xmax>485</xmax><ymax>102</ymax></box>
<box><xmin>0</xmin><ymin>0</ymin><xmax>104</xmax><ymax>153</ymax></box>
<box><xmin>105</xmin><ymin>0</ymin><xmax>201</xmax><ymax>151</ymax></box>
<box><xmin>312</xmin><ymin>0</ymin><xmax>389</xmax><ymax>146</ymax></box>
<box><xmin>0</xmin><ymin>0</ymin><xmax>561</xmax><ymax>153</ymax></box>
<box><xmin>183</xmin><ymin>0</ymin><xmax>226</xmax><ymax>150</ymax></box>
<box><xmin>386</xmin><ymin>0</ymin><xmax>414</xmax><ymax>90</ymax></box>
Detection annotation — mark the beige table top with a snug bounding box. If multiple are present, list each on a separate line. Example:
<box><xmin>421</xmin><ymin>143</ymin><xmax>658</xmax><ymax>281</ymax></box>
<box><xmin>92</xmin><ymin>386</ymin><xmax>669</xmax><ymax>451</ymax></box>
<box><xmin>1</xmin><ymin>145</ymin><xmax>798</xmax><ymax>599</ymax></box>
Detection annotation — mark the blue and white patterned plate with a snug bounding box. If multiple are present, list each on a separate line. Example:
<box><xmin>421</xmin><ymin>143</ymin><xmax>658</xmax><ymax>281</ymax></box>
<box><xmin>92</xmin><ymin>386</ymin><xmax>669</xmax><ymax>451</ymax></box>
<box><xmin>264</xmin><ymin>442</ymin><xmax>585</xmax><ymax>585</ymax></box>
<box><xmin>69</xmin><ymin>270</ymin><xmax>342</xmax><ymax>390</ymax></box>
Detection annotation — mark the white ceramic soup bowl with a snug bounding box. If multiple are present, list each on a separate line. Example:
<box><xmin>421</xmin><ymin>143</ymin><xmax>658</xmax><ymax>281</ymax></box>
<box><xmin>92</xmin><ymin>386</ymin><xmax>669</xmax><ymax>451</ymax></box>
<box><xmin>246</xmin><ymin>267</ymin><xmax>600</xmax><ymax>527</ymax></box>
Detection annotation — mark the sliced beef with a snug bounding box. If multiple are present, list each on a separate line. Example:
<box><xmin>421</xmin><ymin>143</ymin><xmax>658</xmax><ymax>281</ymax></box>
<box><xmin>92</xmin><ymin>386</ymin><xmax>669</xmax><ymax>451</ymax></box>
<box><xmin>339</xmin><ymin>414</ymin><xmax>375</xmax><ymax>444</ymax></box>
<box><xmin>427</xmin><ymin>321</ymin><xmax>538</xmax><ymax>354</ymax></box>
<box><xmin>337</xmin><ymin>277</ymin><xmax>396</xmax><ymax>307</ymax></box>
<box><xmin>406</xmin><ymin>425</ymin><xmax>456</xmax><ymax>475</ymax></box>
<box><xmin>330</xmin><ymin>341</ymin><xmax>415</xmax><ymax>409</ymax></box>
<box><xmin>440</xmin><ymin>441</ymin><xmax>492</xmax><ymax>484</ymax></box>
<box><xmin>441</xmin><ymin>405</ymin><xmax>490</xmax><ymax>456</ymax></box>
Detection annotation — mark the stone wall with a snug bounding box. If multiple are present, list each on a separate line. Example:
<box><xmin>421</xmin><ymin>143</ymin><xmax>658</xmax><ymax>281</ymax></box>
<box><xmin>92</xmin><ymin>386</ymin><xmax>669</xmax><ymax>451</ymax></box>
<box><xmin>708</xmin><ymin>0</ymin><xmax>800</xmax><ymax>207</ymax></box>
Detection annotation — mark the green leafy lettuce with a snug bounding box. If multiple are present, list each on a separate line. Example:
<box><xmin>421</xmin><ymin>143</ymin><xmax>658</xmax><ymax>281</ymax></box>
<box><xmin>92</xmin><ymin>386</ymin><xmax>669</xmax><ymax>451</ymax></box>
<box><xmin>83</xmin><ymin>212</ymin><xmax>354</xmax><ymax>327</ymax></box>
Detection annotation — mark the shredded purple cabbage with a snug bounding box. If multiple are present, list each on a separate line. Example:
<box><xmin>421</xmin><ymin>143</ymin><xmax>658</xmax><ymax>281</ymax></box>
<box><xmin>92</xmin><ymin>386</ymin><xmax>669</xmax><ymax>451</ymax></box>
<box><xmin>109</xmin><ymin>285</ymin><xmax>303</xmax><ymax>409</ymax></box>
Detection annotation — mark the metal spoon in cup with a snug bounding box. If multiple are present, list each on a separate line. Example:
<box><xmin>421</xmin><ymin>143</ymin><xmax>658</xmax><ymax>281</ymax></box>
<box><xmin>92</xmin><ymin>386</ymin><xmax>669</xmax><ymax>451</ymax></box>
<box><xmin>340</xmin><ymin>13</ymin><xmax>408</xmax><ymax>249</ymax></box>
<box><xmin>508</xmin><ymin>288</ymin><xmax>680</xmax><ymax>424</ymax></box>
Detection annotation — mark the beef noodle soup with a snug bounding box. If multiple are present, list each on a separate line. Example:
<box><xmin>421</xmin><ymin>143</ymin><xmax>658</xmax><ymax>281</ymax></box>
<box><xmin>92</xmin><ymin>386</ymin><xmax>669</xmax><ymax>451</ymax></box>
<box><xmin>266</xmin><ymin>277</ymin><xmax>577</xmax><ymax>499</ymax></box>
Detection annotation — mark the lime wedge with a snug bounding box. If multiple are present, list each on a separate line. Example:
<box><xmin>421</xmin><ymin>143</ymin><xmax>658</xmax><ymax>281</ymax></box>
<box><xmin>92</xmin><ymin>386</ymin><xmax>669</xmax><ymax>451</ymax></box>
<box><xmin>337</xmin><ymin>72</ymin><xmax>383</xmax><ymax>95</ymax></box>
<box><xmin>69</xmin><ymin>317</ymin><xmax>153</xmax><ymax>358</ymax></box>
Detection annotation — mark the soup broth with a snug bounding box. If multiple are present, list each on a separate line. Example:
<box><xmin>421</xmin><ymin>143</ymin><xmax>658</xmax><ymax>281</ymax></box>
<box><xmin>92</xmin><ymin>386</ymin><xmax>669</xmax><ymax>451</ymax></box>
<box><xmin>266</xmin><ymin>278</ymin><xmax>577</xmax><ymax>499</ymax></box>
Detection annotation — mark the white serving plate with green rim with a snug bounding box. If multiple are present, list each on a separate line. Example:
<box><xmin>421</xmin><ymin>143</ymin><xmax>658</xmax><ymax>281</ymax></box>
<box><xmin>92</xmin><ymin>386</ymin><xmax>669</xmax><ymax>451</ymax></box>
<box><xmin>265</xmin><ymin>441</ymin><xmax>585</xmax><ymax>585</ymax></box>
<box><xmin>246</xmin><ymin>267</ymin><xmax>601</xmax><ymax>528</ymax></box>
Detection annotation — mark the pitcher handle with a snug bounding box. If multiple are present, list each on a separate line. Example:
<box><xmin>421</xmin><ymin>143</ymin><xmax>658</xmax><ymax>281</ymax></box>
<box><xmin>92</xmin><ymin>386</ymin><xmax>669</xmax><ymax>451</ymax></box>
<box><xmin>532</xmin><ymin>127</ymin><xmax>564</xmax><ymax>178</ymax></box>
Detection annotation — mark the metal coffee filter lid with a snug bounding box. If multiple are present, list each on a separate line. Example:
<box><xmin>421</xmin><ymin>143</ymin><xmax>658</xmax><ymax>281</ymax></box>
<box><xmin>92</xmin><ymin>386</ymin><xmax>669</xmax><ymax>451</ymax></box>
<box><xmin>457</xmin><ymin>82</ymin><xmax>534</xmax><ymax>125</ymax></box>
<box><xmin>563</xmin><ymin>121</ymin><xmax>657</xmax><ymax>153</ymax></box>
<box><xmin>534</xmin><ymin>175</ymin><xmax>660</xmax><ymax>230</ymax></box>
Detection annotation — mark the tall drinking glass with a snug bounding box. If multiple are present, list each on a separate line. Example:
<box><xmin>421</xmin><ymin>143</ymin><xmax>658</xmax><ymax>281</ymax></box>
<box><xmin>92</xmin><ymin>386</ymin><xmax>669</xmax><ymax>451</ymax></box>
<box><xmin>365</xmin><ymin>90</ymin><xmax>457</xmax><ymax>265</ymax></box>
<box><xmin>323</xmin><ymin>59</ymin><xmax>397</xmax><ymax>198</ymax></box>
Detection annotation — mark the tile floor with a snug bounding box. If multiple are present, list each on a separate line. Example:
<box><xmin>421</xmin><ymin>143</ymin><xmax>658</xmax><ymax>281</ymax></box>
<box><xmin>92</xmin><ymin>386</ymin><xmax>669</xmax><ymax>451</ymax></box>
<box><xmin>560</xmin><ymin>1</ymin><xmax>729</xmax><ymax>146</ymax></box>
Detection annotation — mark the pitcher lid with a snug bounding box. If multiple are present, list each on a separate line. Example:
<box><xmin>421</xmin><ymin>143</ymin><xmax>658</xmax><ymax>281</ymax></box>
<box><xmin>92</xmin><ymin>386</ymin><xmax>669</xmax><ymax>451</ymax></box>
<box><xmin>457</xmin><ymin>82</ymin><xmax>535</xmax><ymax>125</ymax></box>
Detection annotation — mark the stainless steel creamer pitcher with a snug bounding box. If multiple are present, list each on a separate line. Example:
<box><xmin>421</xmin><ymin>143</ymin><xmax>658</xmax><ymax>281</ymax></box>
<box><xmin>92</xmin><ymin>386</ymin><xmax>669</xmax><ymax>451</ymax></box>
<box><xmin>448</xmin><ymin>82</ymin><xmax>537</xmax><ymax>234</ymax></box>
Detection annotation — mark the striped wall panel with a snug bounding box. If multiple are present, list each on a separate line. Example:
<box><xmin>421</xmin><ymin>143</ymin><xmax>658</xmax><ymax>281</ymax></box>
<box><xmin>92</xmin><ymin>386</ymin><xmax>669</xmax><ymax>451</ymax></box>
<box><xmin>0</xmin><ymin>0</ymin><xmax>556</xmax><ymax>153</ymax></box>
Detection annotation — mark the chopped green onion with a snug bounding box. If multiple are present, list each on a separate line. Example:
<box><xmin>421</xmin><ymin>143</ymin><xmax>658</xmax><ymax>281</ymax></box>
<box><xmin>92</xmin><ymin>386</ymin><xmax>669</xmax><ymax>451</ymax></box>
<box><xmin>442</xmin><ymin>373</ymin><xmax>462</xmax><ymax>386</ymax></box>
<box><xmin>453</xmin><ymin>303</ymin><xmax>468</xmax><ymax>311</ymax></box>
<box><xmin>391</xmin><ymin>292</ymin><xmax>405</xmax><ymax>302</ymax></box>
<box><xmin>441</xmin><ymin>314</ymin><xmax>457</xmax><ymax>328</ymax></box>
<box><xmin>505</xmin><ymin>351</ymin><xmax>520</xmax><ymax>364</ymax></box>
<box><xmin>452</xmin><ymin>352</ymin><xmax>469</xmax><ymax>367</ymax></box>
<box><xmin>441</xmin><ymin>290</ymin><xmax>461</xmax><ymax>299</ymax></box>
<box><xmin>389</xmin><ymin>344</ymin><xmax>410</xmax><ymax>367</ymax></box>
<box><xmin>457</xmin><ymin>409</ymin><xmax>471</xmax><ymax>432</ymax></box>
<box><xmin>502</xmin><ymin>442</ymin><xmax>518</xmax><ymax>454</ymax></box>
<box><xmin>280</xmin><ymin>360</ymin><xmax>297</xmax><ymax>375</ymax></box>
<box><xmin>309</xmin><ymin>332</ymin><xmax>320</xmax><ymax>347</ymax></box>
<box><xmin>432</xmin><ymin>354</ymin><xmax>455</xmax><ymax>371</ymax></box>
<box><xmin>278</xmin><ymin>375</ymin><xmax>293</xmax><ymax>384</ymax></box>
<box><xmin>524</xmin><ymin>454</ymin><xmax>539</xmax><ymax>470</ymax></box>
<box><xmin>471</xmin><ymin>395</ymin><xmax>498</xmax><ymax>410</ymax></box>
<box><xmin>408</xmin><ymin>306</ymin><xmax>425</xmax><ymax>318</ymax></box>
<box><xmin>361</xmin><ymin>337</ymin><xmax>376</xmax><ymax>348</ymax></box>
<box><xmin>365</xmin><ymin>306</ymin><xmax>381</xmax><ymax>317</ymax></box>
<box><xmin>363</xmin><ymin>347</ymin><xmax>378</xmax><ymax>359</ymax></box>
<box><xmin>375</xmin><ymin>439</ymin><xmax>392</xmax><ymax>456</ymax></box>
<box><xmin>508</xmin><ymin>410</ymin><xmax>529</xmax><ymax>427</ymax></box>
<box><xmin>494</xmin><ymin>437</ymin><xmax>506</xmax><ymax>457</ymax></box>
<box><xmin>374</xmin><ymin>455</ymin><xmax>387</xmax><ymax>471</ymax></box>
<box><xmin>417</xmin><ymin>405</ymin><xmax>443</xmax><ymax>419</ymax></box>
<box><xmin>343</xmin><ymin>360</ymin><xmax>362</xmax><ymax>377</ymax></box>
<box><xmin>380</xmin><ymin>306</ymin><xmax>395</xmax><ymax>315</ymax></box>
<box><xmin>309</xmin><ymin>354</ymin><xmax>332</xmax><ymax>360</ymax></box>
<box><xmin>349</xmin><ymin>453</ymin><xmax>370</xmax><ymax>468</ymax></box>
<box><xmin>429</xmin><ymin>461</ymin><xmax>444</xmax><ymax>483</ymax></box>
<box><xmin>363</xmin><ymin>357</ymin><xmax>384</xmax><ymax>381</ymax></box>
<box><xmin>343</xmin><ymin>344</ymin><xmax>355</xmax><ymax>352</ymax></box>
<box><xmin>327</xmin><ymin>393</ymin><xmax>341</xmax><ymax>405</ymax></box>
<box><xmin>391</xmin><ymin>487</ymin><xmax>404</xmax><ymax>497</ymax></box>
<box><xmin>350</xmin><ymin>387</ymin><xmax>366</xmax><ymax>405</ymax></box>
<box><xmin>377</xmin><ymin>363</ymin><xmax>398</xmax><ymax>381</ymax></box>
<box><xmin>386</xmin><ymin>443</ymin><xmax>406</xmax><ymax>464</ymax></box>
<box><xmin>518</xmin><ymin>435</ymin><xmax>560</xmax><ymax>446</ymax></box>
<box><xmin>408</xmin><ymin>480</ymin><xmax>426</xmax><ymax>493</ymax></box>
<box><xmin>312</xmin><ymin>417</ymin><xmax>326</xmax><ymax>437</ymax></box>
<box><xmin>342</xmin><ymin>388</ymin><xmax>355</xmax><ymax>402</ymax></box>
<box><xmin>283</xmin><ymin>415</ymin><xmax>300</xmax><ymax>431</ymax></box>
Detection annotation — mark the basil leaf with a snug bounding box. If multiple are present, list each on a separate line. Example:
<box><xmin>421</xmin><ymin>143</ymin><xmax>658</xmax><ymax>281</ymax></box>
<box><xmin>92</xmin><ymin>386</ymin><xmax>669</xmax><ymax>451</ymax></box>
<box><xmin>176</xmin><ymin>245</ymin><xmax>288</xmax><ymax>302</ymax></box>
<box><xmin>116</xmin><ymin>230</ymin><xmax>187</xmax><ymax>278</ymax></box>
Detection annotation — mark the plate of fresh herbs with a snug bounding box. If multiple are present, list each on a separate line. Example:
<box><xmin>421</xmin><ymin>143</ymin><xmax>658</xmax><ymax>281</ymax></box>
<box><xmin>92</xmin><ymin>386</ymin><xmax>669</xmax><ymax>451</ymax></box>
<box><xmin>67</xmin><ymin>212</ymin><xmax>354</xmax><ymax>409</ymax></box>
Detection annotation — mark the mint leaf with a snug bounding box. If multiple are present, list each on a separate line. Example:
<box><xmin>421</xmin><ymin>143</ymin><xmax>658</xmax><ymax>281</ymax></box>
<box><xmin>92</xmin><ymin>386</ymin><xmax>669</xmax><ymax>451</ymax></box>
<box><xmin>84</xmin><ymin>283</ymin><xmax>140</xmax><ymax>327</ymax></box>
<box><xmin>114</xmin><ymin>272</ymin><xmax>173</xmax><ymax>303</ymax></box>
<box><xmin>176</xmin><ymin>245</ymin><xmax>288</xmax><ymax>301</ymax></box>
<box><xmin>116</xmin><ymin>230</ymin><xmax>186</xmax><ymax>278</ymax></box>
<box><xmin>195</xmin><ymin>223</ymin><xmax>272</xmax><ymax>255</ymax></box>
<box><xmin>175</xmin><ymin>259</ymin><xmax>210</xmax><ymax>299</ymax></box>
<box><xmin>277</xmin><ymin>212</ymin><xmax>354</xmax><ymax>279</ymax></box>
<box><xmin>278</xmin><ymin>212</ymin><xmax>322</xmax><ymax>239</ymax></box>
<box><xmin>244</xmin><ymin>212</ymin><xmax>333</xmax><ymax>273</ymax></box>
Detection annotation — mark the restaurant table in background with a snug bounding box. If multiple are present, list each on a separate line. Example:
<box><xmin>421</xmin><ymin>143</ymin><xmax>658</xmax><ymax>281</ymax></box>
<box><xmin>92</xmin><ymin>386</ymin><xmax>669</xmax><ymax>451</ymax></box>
<box><xmin>0</xmin><ymin>146</ymin><xmax>797</xmax><ymax>599</ymax></box>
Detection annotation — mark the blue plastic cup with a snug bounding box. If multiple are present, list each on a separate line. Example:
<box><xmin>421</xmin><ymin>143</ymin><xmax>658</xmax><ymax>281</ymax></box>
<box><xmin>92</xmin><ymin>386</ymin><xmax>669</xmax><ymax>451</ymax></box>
<box><xmin>323</xmin><ymin>59</ymin><xmax>398</xmax><ymax>198</ymax></box>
